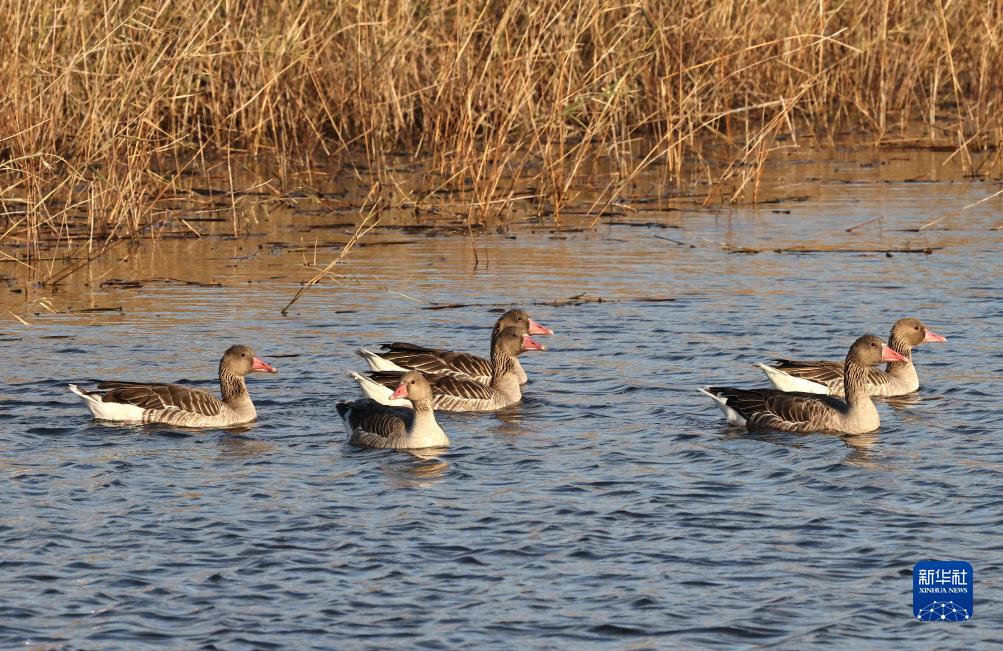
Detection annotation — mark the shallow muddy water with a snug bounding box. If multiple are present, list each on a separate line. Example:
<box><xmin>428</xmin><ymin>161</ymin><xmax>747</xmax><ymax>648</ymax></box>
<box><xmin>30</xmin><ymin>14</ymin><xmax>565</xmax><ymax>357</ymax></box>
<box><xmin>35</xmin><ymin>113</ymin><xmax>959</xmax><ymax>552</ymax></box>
<box><xmin>2</xmin><ymin>149</ymin><xmax>1002</xmax><ymax>648</ymax></box>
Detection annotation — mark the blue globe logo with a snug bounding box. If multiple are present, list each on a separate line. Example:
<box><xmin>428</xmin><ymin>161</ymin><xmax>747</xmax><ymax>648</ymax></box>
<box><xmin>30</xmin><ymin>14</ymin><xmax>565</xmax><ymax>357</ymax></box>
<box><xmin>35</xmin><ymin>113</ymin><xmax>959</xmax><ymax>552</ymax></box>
<box><xmin>916</xmin><ymin>601</ymin><xmax>970</xmax><ymax>622</ymax></box>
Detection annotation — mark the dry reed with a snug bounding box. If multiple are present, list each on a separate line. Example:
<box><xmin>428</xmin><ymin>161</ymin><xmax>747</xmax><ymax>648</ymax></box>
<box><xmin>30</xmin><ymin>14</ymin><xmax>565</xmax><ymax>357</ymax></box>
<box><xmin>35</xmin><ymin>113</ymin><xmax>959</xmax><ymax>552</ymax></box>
<box><xmin>2</xmin><ymin>0</ymin><xmax>1003</xmax><ymax>271</ymax></box>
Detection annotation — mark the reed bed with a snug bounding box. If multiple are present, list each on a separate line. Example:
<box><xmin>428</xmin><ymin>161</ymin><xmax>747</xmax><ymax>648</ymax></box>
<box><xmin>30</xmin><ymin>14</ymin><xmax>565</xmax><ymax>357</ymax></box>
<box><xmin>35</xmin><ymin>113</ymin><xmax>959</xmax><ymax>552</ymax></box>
<box><xmin>3</xmin><ymin>0</ymin><xmax>1003</xmax><ymax>270</ymax></box>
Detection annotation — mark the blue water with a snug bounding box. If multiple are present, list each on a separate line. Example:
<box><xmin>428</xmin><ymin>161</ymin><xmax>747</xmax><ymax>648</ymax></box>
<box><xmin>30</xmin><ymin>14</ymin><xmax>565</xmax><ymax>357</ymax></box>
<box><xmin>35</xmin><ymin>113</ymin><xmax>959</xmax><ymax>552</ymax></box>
<box><xmin>2</xmin><ymin>162</ymin><xmax>1002</xmax><ymax>648</ymax></box>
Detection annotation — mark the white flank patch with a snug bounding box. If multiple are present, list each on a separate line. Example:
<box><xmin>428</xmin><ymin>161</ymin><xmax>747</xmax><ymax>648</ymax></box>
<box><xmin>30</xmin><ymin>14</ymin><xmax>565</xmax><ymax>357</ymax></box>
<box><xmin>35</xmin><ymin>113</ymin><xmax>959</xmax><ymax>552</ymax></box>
<box><xmin>754</xmin><ymin>363</ymin><xmax>829</xmax><ymax>394</ymax></box>
<box><xmin>69</xmin><ymin>384</ymin><xmax>146</xmax><ymax>422</ymax></box>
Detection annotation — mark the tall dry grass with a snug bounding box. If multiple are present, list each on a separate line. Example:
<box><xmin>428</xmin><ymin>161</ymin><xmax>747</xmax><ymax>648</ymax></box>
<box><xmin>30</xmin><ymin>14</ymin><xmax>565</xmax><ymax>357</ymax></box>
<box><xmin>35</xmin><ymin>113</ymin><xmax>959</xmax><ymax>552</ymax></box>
<box><xmin>3</xmin><ymin>0</ymin><xmax>1003</xmax><ymax>269</ymax></box>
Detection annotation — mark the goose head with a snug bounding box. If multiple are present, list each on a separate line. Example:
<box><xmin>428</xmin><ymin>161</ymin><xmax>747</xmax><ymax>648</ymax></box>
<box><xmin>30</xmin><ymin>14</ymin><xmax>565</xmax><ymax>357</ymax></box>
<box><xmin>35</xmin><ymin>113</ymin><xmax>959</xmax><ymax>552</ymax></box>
<box><xmin>494</xmin><ymin>325</ymin><xmax>546</xmax><ymax>358</ymax></box>
<box><xmin>848</xmin><ymin>335</ymin><xmax>908</xmax><ymax>366</ymax></box>
<box><xmin>221</xmin><ymin>345</ymin><xmax>277</xmax><ymax>376</ymax></box>
<box><xmin>497</xmin><ymin>309</ymin><xmax>554</xmax><ymax>336</ymax></box>
<box><xmin>892</xmin><ymin>317</ymin><xmax>946</xmax><ymax>346</ymax></box>
<box><xmin>390</xmin><ymin>370</ymin><xmax>433</xmax><ymax>402</ymax></box>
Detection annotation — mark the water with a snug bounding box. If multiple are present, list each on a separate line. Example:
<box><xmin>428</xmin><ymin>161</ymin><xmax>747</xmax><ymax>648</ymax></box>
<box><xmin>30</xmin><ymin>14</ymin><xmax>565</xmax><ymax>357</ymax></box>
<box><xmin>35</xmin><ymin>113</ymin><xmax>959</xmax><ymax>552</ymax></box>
<box><xmin>2</xmin><ymin>150</ymin><xmax>1002</xmax><ymax>648</ymax></box>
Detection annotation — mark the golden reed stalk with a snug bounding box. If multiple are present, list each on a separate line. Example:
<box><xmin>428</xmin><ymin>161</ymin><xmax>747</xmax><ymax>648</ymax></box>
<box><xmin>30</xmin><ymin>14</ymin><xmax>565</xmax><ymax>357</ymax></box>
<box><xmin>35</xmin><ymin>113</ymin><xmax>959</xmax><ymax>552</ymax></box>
<box><xmin>2</xmin><ymin>0</ymin><xmax>1001</xmax><ymax>266</ymax></box>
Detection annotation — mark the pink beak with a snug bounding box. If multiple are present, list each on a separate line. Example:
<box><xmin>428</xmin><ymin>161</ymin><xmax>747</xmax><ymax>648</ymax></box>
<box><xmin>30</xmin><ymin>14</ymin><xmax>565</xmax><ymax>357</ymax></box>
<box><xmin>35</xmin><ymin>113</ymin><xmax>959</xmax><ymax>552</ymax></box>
<box><xmin>251</xmin><ymin>357</ymin><xmax>277</xmax><ymax>373</ymax></box>
<box><xmin>881</xmin><ymin>345</ymin><xmax>908</xmax><ymax>363</ymax></box>
<box><xmin>923</xmin><ymin>329</ymin><xmax>947</xmax><ymax>343</ymax></box>
<box><xmin>528</xmin><ymin>318</ymin><xmax>554</xmax><ymax>336</ymax></box>
<box><xmin>390</xmin><ymin>383</ymin><xmax>408</xmax><ymax>400</ymax></box>
<box><xmin>522</xmin><ymin>334</ymin><xmax>546</xmax><ymax>351</ymax></box>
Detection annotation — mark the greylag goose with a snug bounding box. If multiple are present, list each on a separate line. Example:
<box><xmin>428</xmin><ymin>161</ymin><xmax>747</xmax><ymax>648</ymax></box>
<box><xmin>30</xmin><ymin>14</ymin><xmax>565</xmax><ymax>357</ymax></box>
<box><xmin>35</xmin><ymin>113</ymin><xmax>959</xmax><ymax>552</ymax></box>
<box><xmin>349</xmin><ymin>326</ymin><xmax>545</xmax><ymax>412</ymax></box>
<box><xmin>337</xmin><ymin>370</ymin><xmax>448</xmax><ymax>450</ymax></box>
<box><xmin>701</xmin><ymin>335</ymin><xmax>908</xmax><ymax>434</ymax></box>
<box><xmin>357</xmin><ymin>308</ymin><xmax>553</xmax><ymax>385</ymax></box>
<box><xmin>756</xmin><ymin>317</ymin><xmax>946</xmax><ymax>396</ymax></box>
<box><xmin>69</xmin><ymin>345</ymin><xmax>276</xmax><ymax>427</ymax></box>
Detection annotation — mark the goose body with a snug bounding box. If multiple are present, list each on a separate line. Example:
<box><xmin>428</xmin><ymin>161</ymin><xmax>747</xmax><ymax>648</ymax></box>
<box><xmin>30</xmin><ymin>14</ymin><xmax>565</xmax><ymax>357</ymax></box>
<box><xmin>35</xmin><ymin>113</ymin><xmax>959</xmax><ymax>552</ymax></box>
<box><xmin>358</xmin><ymin>309</ymin><xmax>552</xmax><ymax>385</ymax></box>
<box><xmin>350</xmin><ymin>327</ymin><xmax>544</xmax><ymax>412</ymax></box>
<box><xmin>757</xmin><ymin>317</ymin><xmax>945</xmax><ymax>396</ymax></box>
<box><xmin>69</xmin><ymin>345</ymin><xmax>276</xmax><ymax>428</ymax></box>
<box><xmin>702</xmin><ymin>335</ymin><xmax>908</xmax><ymax>435</ymax></box>
<box><xmin>337</xmin><ymin>371</ymin><xmax>448</xmax><ymax>450</ymax></box>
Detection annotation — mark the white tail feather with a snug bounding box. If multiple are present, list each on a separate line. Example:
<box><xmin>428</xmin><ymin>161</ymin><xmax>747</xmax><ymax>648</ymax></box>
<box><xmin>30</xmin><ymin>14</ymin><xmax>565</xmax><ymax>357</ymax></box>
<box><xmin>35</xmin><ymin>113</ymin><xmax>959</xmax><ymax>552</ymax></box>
<box><xmin>356</xmin><ymin>349</ymin><xmax>410</xmax><ymax>373</ymax></box>
<box><xmin>68</xmin><ymin>383</ymin><xmax>99</xmax><ymax>403</ymax></box>
<box><xmin>699</xmin><ymin>387</ymin><xmax>747</xmax><ymax>427</ymax></box>
<box><xmin>337</xmin><ymin>403</ymin><xmax>355</xmax><ymax>442</ymax></box>
<box><xmin>347</xmin><ymin>371</ymin><xmax>409</xmax><ymax>407</ymax></box>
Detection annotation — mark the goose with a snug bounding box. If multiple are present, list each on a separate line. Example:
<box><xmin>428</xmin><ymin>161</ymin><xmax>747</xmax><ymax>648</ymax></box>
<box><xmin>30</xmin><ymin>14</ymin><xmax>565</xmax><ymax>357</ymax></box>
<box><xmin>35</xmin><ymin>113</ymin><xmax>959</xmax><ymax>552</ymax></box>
<box><xmin>701</xmin><ymin>334</ymin><xmax>908</xmax><ymax>434</ymax></box>
<box><xmin>756</xmin><ymin>317</ymin><xmax>946</xmax><ymax>396</ymax></box>
<box><xmin>69</xmin><ymin>345</ymin><xmax>277</xmax><ymax>427</ymax></box>
<box><xmin>349</xmin><ymin>326</ymin><xmax>545</xmax><ymax>412</ymax></box>
<box><xmin>357</xmin><ymin>308</ymin><xmax>553</xmax><ymax>385</ymax></box>
<box><xmin>336</xmin><ymin>370</ymin><xmax>448</xmax><ymax>450</ymax></box>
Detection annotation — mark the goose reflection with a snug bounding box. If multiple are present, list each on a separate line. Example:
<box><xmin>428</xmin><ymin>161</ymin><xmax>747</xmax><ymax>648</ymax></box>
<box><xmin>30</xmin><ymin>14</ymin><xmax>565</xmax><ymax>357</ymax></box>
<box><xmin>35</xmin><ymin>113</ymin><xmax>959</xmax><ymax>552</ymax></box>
<box><xmin>840</xmin><ymin>431</ymin><xmax>879</xmax><ymax>468</ymax></box>
<box><xmin>719</xmin><ymin>428</ymin><xmax>881</xmax><ymax>468</ymax></box>
<box><xmin>381</xmin><ymin>450</ymin><xmax>450</xmax><ymax>488</ymax></box>
<box><xmin>217</xmin><ymin>434</ymin><xmax>274</xmax><ymax>460</ymax></box>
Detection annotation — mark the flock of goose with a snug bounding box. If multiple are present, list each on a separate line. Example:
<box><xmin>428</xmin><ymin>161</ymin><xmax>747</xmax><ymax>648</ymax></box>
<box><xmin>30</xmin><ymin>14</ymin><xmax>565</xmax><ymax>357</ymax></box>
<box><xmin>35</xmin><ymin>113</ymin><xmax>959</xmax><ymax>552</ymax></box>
<box><xmin>68</xmin><ymin>309</ymin><xmax>552</xmax><ymax>449</ymax></box>
<box><xmin>702</xmin><ymin>317</ymin><xmax>945</xmax><ymax>435</ymax></box>
<box><xmin>67</xmin><ymin>313</ymin><xmax>944</xmax><ymax>448</ymax></box>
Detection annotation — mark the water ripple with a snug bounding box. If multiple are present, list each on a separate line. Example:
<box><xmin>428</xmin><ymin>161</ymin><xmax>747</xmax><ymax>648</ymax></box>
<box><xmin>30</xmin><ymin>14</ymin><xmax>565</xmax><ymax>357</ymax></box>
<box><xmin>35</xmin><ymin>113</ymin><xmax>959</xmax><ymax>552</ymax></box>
<box><xmin>2</xmin><ymin>182</ymin><xmax>1002</xmax><ymax>648</ymax></box>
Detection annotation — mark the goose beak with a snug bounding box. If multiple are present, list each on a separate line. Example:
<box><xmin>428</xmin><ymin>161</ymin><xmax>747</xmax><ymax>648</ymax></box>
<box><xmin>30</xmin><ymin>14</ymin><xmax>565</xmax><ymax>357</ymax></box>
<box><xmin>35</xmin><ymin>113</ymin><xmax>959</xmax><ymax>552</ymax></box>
<box><xmin>923</xmin><ymin>329</ymin><xmax>947</xmax><ymax>343</ymax></box>
<box><xmin>528</xmin><ymin>318</ymin><xmax>554</xmax><ymax>336</ymax></box>
<box><xmin>881</xmin><ymin>345</ymin><xmax>908</xmax><ymax>363</ymax></box>
<box><xmin>390</xmin><ymin>383</ymin><xmax>408</xmax><ymax>400</ymax></box>
<box><xmin>522</xmin><ymin>335</ymin><xmax>546</xmax><ymax>351</ymax></box>
<box><xmin>251</xmin><ymin>357</ymin><xmax>277</xmax><ymax>373</ymax></box>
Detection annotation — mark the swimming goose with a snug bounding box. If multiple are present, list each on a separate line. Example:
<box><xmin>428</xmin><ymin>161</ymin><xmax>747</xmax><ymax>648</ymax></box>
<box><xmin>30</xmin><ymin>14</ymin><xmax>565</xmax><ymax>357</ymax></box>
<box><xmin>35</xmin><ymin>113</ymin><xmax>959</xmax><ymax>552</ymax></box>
<box><xmin>337</xmin><ymin>370</ymin><xmax>449</xmax><ymax>450</ymax></box>
<box><xmin>756</xmin><ymin>317</ymin><xmax>946</xmax><ymax>396</ymax></box>
<box><xmin>701</xmin><ymin>335</ymin><xmax>908</xmax><ymax>434</ymax></box>
<box><xmin>350</xmin><ymin>326</ymin><xmax>545</xmax><ymax>412</ymax></box>
<box><xmin>69</xmin><ymin>345</ymin><xmax>277</xmax><ymax>427</ymax></box>
<box><xmin>357</xmin><ymin>308</ymin><xmax>553</xmax><ymax>385</ymax></box>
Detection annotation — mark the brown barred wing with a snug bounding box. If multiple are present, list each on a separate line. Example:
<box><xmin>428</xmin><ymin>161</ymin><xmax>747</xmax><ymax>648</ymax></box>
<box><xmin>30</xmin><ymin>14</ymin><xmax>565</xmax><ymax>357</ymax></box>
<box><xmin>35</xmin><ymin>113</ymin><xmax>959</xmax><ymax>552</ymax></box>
<box><xmin>428</xmin><ymin>375</ymin><xmax>499</xmax><ymax>411</ymax></box>
<box><xmin>757</xmin><ymin>391</ymin><xmax>845</xmax><ymax>432</ymax></box>
<box><xmin>431</xmin><ymin>375</ymin><xmax>495</xmax><ymax>400</ymax></box>
<box><xmin>431</xmin><ymin>351</ymin><xmax>492</xmax><ymax>383</ymax></box>
<box><xmin>708</xmin><ymin>386</ymin><xmax>843</xmax><ymax>433</ymax></box>
<box><xmin>97</xmin><ymin>382</ymin><xmax>224</xmax><ymax>416</ymax></box>
<box><xmin>340</xmin><ymin>400</ymin><xmax>413</xmax><ymax>448</ymax></box>
<box><xmin>380</xmin><ymin>345</ymin><xmax>492</xmax><ymax>383</ymax></box>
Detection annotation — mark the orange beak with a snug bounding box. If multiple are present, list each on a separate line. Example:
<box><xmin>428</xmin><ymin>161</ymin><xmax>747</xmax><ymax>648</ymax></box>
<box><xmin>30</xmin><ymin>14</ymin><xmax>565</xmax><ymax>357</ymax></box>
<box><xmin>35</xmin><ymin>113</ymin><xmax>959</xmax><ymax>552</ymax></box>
<box><xmin>923</xmin><ymin>329</ymin><xmax>947</xmax><ymax>343</ymax></box>
<box><xmin>528</xmin><ymin>318</ymin><xmax>554</xmax><ymax>335</ymax></box>
<box><xmin>390</xmin><ymin>383</ymin><xmax>408</xmax><ymax>400</ymax></box>
<box><xmin>251</xmin><ymin>357</ymin><xmax>277</xmax><ymax>373</ymax></box>
<box><xmin>522</xmin><ymin>335</ymin><xmax>546</xmax><ymax>351</ymax></box>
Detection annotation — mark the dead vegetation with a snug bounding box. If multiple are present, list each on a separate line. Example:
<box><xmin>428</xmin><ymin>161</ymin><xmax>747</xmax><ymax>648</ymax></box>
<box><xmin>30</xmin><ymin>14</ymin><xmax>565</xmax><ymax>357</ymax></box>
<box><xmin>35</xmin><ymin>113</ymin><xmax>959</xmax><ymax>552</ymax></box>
<box><xmin>3</xmin><ymin>0</ymin><xmax>1003</xmax><ymax>271</ymax></box>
